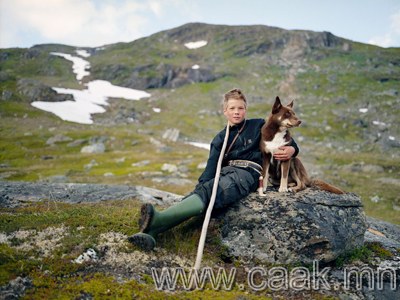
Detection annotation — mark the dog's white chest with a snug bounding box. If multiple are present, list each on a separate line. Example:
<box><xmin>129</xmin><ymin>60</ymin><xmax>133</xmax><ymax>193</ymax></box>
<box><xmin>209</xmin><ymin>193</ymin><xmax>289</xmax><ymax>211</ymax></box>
<box><xmin>264</xmin><ymin>130</ymin><xmax>289</xmax><ymax>154</ymax></box>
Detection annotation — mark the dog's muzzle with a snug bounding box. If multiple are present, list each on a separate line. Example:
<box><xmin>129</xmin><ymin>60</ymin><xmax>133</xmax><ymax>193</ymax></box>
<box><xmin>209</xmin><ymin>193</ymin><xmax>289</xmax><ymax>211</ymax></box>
<box><xmin>228</xmin><ymin>160</ymin><xmax>263</xmax><ymax>175</ymax></box>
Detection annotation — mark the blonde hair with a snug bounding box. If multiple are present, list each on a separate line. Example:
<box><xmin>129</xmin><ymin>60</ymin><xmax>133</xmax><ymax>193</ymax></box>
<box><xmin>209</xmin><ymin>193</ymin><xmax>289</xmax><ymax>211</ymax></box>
<box><xmin>223</xmin><ymin>88</ymin><xmax>247</xmax><ymax>109</ymax></box>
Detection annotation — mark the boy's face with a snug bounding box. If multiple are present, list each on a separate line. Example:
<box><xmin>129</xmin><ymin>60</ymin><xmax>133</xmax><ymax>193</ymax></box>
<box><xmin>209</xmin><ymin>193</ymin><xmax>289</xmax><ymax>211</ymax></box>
<box><xmin>224</xmin><ymin>98</ymin><xmax>246</xmax><ymax>126</ymax></box>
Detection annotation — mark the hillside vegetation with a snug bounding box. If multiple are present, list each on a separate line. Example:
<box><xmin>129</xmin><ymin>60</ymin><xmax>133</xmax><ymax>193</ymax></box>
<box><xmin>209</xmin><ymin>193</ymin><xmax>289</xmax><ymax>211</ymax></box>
<box><xmin>1</xmin><ymin>22</ymin><xmax>399</xmax><ymax>225</ymax></box>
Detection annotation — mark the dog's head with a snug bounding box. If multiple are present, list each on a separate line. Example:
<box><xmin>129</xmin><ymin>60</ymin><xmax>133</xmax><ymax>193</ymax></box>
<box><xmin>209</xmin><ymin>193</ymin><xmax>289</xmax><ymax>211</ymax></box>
<box><xmin>270</xmin><ymin>96</ymin><xmax>302</xmax><ymax>128</ymax></box>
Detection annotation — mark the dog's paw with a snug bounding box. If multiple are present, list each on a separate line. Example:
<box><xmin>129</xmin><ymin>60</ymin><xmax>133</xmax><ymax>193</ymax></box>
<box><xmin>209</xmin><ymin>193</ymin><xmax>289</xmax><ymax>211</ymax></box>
<box><xmin>278</xmin><ymin>187</ymin><xmax>289</xmax><ymax>193</ymax></box>
<box><xmin>258</xmin><ymin>188</ymin><xmax>267</xmax><ymax>197</ymax></box>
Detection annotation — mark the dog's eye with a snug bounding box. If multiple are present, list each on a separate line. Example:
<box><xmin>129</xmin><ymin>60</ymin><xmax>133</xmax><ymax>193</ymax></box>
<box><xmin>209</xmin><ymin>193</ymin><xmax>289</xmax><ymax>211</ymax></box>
<box><xmin>285</xmin><ymin>112</ymin><xmax>291</xmax><ymax>117</ymax></box>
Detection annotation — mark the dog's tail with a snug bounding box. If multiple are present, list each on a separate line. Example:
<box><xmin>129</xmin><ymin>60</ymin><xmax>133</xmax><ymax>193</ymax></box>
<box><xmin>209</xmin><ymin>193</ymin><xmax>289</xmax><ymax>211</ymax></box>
<box><xmin>310</xmin><ymin>179</ymin><xmax>344</xmax><ymax>194</ymax></box>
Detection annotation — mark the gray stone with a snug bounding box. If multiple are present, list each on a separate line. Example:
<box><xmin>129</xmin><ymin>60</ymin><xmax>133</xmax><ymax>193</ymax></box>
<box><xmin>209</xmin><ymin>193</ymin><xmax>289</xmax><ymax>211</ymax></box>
<box><xmin>161</xmin><ymin>163</ymin><xmax>178</xmax><ymax>173</ymax></box>
<box><xmin>0</xmin><ymin>181</ymin><xmax>181</xmax><ymax>208</ymax></box>
<box><xmin>162</xmin><ymin>128</ymin><xmax>180</xmax><ymax>142</ymax></box>
<box><xmin>84</xmin><ymin>159</ymin><xmax>98</xmax><ymax>171</ymax></box>
<box><xmin>81</xmin><ymin>143</ymin><xmax>105</xmax><ymax>154</ymax></box>
<box><xmin>46</xmin><ymin>134</ymin><xmax>73</xmax><ymax>145</ymax></box>
<box><xmin>67</xmin><ymin>139</ymin><xmax>87</xmax><ymax>147</ymax></box>
<box><xmin>365</xmin><ymin>216</ymin><xmax>400</xmax><ymax>250</ymax></box>
<box><xmin>219</xmin><ymin>189</ymin><xmax>367</xmax><ymax>264</ymax></box>
<box><xmin>17</xmin><ymin>78</ymin><xmax>72</xmax><ymax>103</ymax></box>
<box><xmin>131</xmin><ymin>160</ymin><xmax>150</xmax><ymax>167</ymax></box>
<box><xmin>0</xmin><ymin>276</ymin><xmax>32</xmax><ymax>299</ymax></box>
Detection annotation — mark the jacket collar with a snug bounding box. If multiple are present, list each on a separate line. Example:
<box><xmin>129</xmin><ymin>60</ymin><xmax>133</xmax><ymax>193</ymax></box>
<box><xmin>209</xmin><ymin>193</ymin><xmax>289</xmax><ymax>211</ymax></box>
<box><xmin>229</xmin><ymin>119</ymin><xmax>246</xmax><ymax>131</ymax></box>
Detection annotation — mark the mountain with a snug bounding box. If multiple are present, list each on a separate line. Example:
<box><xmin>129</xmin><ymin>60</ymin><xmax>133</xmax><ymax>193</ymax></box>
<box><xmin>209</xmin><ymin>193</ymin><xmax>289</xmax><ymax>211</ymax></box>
<box><xmin>0</xmin><ymin>22</ymin><xmax>399</xmax><ymax>224</ymax></box>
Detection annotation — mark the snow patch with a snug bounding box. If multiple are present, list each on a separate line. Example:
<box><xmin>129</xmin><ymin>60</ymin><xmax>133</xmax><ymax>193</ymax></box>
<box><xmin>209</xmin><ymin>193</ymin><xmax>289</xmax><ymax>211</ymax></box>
<box><xmin>32</xmin><ymin>52</ymin><xmax>151</xmax><ymax>124</ymax></box>
<box><xmin>32</xmin><ymin>81</ymin><xmax>150</xmax><ymax>124</ymax></box>
<box><xmin>51</xmin><ymin>52</ymin><xmax>90</xmax><ymax>81</ymax></box>
<box><xmin>75</xmin><ymin>49</ymin><xmax>91</xmax><ymax>57</ymax></box>
<box><xmin>184</xmin><ymin>40</ymin><xmax>208</xmax><ymax>49</ymax></box>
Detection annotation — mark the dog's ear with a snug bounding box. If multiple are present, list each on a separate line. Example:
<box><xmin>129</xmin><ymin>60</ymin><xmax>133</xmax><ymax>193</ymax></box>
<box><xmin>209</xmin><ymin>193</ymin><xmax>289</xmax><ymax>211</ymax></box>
<box><xmin>272</xmin><ymin>96</ymin><xmax>282</xmax><ymax>114</ymax></box>
<box><xmin>287</xmin><ymin>100</ymin><xmax>294</xmax><ymax>108</ymax></box>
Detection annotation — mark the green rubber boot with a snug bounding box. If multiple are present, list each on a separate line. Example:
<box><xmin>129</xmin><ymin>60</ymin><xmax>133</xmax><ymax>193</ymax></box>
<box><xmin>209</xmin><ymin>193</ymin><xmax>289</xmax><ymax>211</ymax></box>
<box><xmin>128</xmin><ymin>194</ymin><xmax>204</xmax><ymax>251</ymax></box>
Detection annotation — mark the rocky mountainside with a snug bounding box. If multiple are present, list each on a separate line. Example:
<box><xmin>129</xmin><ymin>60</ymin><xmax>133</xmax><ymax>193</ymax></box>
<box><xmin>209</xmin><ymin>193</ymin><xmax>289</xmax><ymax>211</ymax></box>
<box><xmin>0</xmin><ymin>22</ymin><xmax>399</xmax><ymax>223</ymax></box>
<box><xmin>89</xmin><ymin>23</ymin><xmax>349</xmax><ymax>90</ymax></box>
<box><xmin>2</xmin><ymin>23</ymin><xmax>399</xmax><ymax>145</ymax></box>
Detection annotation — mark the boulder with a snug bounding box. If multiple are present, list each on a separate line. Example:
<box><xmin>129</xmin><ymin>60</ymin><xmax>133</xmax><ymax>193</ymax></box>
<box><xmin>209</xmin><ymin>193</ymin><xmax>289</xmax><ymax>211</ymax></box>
<box><xmin>16</xmin><ymin>78</ymin><xmax>73</xmax><ymax>103</ymax></box>
<box><xmin>365</xmin><ymin>216</ymin><xmax>400</xmax><ymax>250</ymax></box>
<box><xmin>80</xmin><ymin>143</ymin><xmax>105</xmax><ymax>154</ymax></box>
<box><xmin>46</xmin><ymin>134</ymin><xmax>73</xmax><ymax>145</ymax></box>
<box><xmin>219</xmin><ymin>188</ymin><xmax>367</xmax><ymax>264</ymax></box>
<box><xmin>162</xmin><ymin>128</ymin><xmax>180</xmax><ymax>142</ymax></box>
<box><xmin>0</xmin><ymin>181</ymin><xmax>181</xmax><ymax>208</ymax></box>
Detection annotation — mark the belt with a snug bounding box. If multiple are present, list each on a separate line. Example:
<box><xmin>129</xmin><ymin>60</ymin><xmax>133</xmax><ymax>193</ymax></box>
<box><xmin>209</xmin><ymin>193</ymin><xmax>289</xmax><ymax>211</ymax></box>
<box><xmin>228</xmin><ymin>160</ymin><xmax>263</xmax><ymax>175</ymax></box>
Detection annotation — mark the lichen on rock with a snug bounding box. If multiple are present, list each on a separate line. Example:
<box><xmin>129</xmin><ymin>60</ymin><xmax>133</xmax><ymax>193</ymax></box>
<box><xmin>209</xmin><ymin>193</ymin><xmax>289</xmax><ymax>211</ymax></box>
<box><xmin>219</xmin><ymin>188</ymin><xmax>368</xmax><ymax>264</ymax></box>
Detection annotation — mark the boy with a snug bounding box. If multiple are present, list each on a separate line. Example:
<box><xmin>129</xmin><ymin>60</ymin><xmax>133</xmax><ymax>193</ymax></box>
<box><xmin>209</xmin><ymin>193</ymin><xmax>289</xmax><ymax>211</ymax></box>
<box><xmin>128</xmin><ymin>88</ymin><xmax>298</xmax><ymax>251</ymax></box>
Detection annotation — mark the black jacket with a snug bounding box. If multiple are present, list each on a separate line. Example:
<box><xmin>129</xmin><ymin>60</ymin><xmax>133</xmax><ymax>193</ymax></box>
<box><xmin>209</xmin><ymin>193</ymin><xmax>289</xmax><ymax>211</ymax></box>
<box><xmin>198</xmin><ymin>118</ymin><xmax>299</xmax><ymax>183</ymax></box>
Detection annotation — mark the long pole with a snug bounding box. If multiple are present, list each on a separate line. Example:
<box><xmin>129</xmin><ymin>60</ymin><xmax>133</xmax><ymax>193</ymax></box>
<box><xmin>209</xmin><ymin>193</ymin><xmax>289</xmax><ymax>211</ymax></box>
<box><xmin>194</xmin><ymin>121</ymin><xmax>230</xmax><ymax>270</ymax></box>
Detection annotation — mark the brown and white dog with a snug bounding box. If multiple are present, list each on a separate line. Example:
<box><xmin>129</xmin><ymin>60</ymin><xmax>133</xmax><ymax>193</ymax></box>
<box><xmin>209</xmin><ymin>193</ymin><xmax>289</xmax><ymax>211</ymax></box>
<box><xmin>258</xmin><ymin>96</ymin><xmax>344</xmax><ymax>196</ymax></box>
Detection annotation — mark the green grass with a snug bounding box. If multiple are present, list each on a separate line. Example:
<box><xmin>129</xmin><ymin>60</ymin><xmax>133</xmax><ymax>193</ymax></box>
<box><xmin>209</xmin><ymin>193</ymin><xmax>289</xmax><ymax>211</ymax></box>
<box><xmin>0</xmin><ymin>197</ymin><xmax>378</xmax><ymax>299</ymax></box>
<box><xmin>1</xmin><ymin>80</ymin><xmax>400</xmax><ymax>224</ymax></box>
<box><xmin>0</xmin><ymin>200</ymin><xmax>135</xmax><ymax>285</ymax></box>
<box><xmin>334</xmin><ymin>242</ymin><xmax>394</xmax><ymax>268</ymax></box>
<box><xmin>0</xmin><ymin>200</ymin><xmax>275</xmax><ymax>299</ymax></box>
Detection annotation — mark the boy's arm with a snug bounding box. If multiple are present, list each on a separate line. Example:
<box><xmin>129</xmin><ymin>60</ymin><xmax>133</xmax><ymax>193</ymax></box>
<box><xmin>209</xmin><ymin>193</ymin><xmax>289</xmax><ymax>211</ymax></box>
<box><xmin>289</xmin><ymin>138</ymin><xmax>299</xmax><ymax>157</ymax></box>
<box><xmin>197</xmin><ymin>138</ymin><xmax>222</xmax><ymax>184</ymax></box>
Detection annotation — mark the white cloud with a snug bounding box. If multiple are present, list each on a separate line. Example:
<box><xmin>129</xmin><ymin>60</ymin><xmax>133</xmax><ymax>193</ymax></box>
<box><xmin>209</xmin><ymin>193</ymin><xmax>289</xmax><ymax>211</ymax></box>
<box><xmin>148</xmin><ymin>0</ymin><xmax>163</xmax><ymax>17</ymax></box>
<box><xmin>368</xmin><ymin>34</ymin><xmax>393</xmax><ymax>48</ymax></box>
<box><xmin>368</xmin><ymin>9</ymin><xmax>400</xmax><ymax>48</ymax></box>
<box><xmin>391</xmin><ymin>10</ymin><xmax>400</xmax><ymax>35</ymax></box>
<box><xmin>0</xmin><ymin>0</ymin><xmax>167</xmax><ymax>48</ymax></box>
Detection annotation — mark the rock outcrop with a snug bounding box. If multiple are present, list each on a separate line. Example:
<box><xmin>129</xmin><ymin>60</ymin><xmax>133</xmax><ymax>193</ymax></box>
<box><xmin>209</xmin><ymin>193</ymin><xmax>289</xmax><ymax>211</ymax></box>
<box><xmin>0</xmin><ymin>181</ymin><xmax>181</xmax><ymax>208</ymax></box>
<box><xmin>365</xmin><ymin>216</ymin><xmax>400</xmax><ymax>250</ymax></box>
<box><xmin>122</xmin><ymin>64</ymin><xmax>222</xmax><ymax>90</ymax></box>
<box><xmin>16</xmin><ymin>78</ymin><xmax>73</xmax><ymax>102</ymax></box>
<box><xmin>219</xmin><ymin>188</ymin><xmax>367</xmax><ymax>264</ymax></box>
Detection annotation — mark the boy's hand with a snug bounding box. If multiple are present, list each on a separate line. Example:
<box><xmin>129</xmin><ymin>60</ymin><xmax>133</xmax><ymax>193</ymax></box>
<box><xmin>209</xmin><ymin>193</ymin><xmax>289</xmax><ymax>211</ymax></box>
<box><xmin>274</xmin><ymin>146</ymin><xmax>295</xmax><ymax>161</ymax></box>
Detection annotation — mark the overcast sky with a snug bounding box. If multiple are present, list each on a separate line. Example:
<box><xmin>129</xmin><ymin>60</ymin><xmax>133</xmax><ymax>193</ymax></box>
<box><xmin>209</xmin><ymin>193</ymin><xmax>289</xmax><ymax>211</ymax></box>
<box><xmin>1</xmin><ymin>0</ymin><xmax>400</xmax><ymax>49</ymax></box>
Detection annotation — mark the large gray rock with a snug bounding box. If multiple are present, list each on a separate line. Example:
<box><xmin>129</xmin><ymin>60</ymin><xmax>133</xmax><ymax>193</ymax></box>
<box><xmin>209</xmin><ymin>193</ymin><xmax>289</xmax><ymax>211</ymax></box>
<box><xmin>365</xmin><ymin>216</ymin><xmax>400</xmax><ymax>250</ymax></box>
<box><xmin>219</xmin><ymin>189</ymin><xmax>367</xmax><ymax>264</ymax></box>
<box><xmin>17</xmin><ymin>78</ymin><xmax>73</xmax><ymax>103</ymax></box>
<box><xmin>0</xmin><ymin>181</ymin><xmax>181</xmax><ymax>208</ymax></box>
<box><xmin>80</xmin><ymin>143</ymin><xmax>105</xmax><ymax>154</ymax></box>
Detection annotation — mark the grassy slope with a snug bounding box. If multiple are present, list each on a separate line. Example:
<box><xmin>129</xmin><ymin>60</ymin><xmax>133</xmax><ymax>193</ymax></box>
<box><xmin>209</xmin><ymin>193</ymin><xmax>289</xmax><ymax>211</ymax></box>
<box><xmin>1</xmin><ymin>77</ymin><xmax>399</xmax><ymax>224</ymax></box>
<box><xmin>1</xmin><ymin>199</ymin><xmax>392</xmax><ymax>299</ymax></box>
<box><xmin>2</xmin><ymin>34</ymin><xmax>399</xmax><ymax>222</ymax></box>
<box><xmin>0</xmin><ymin>24</ymin><xmax>399</xmax><ymax>298</ymax></box>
